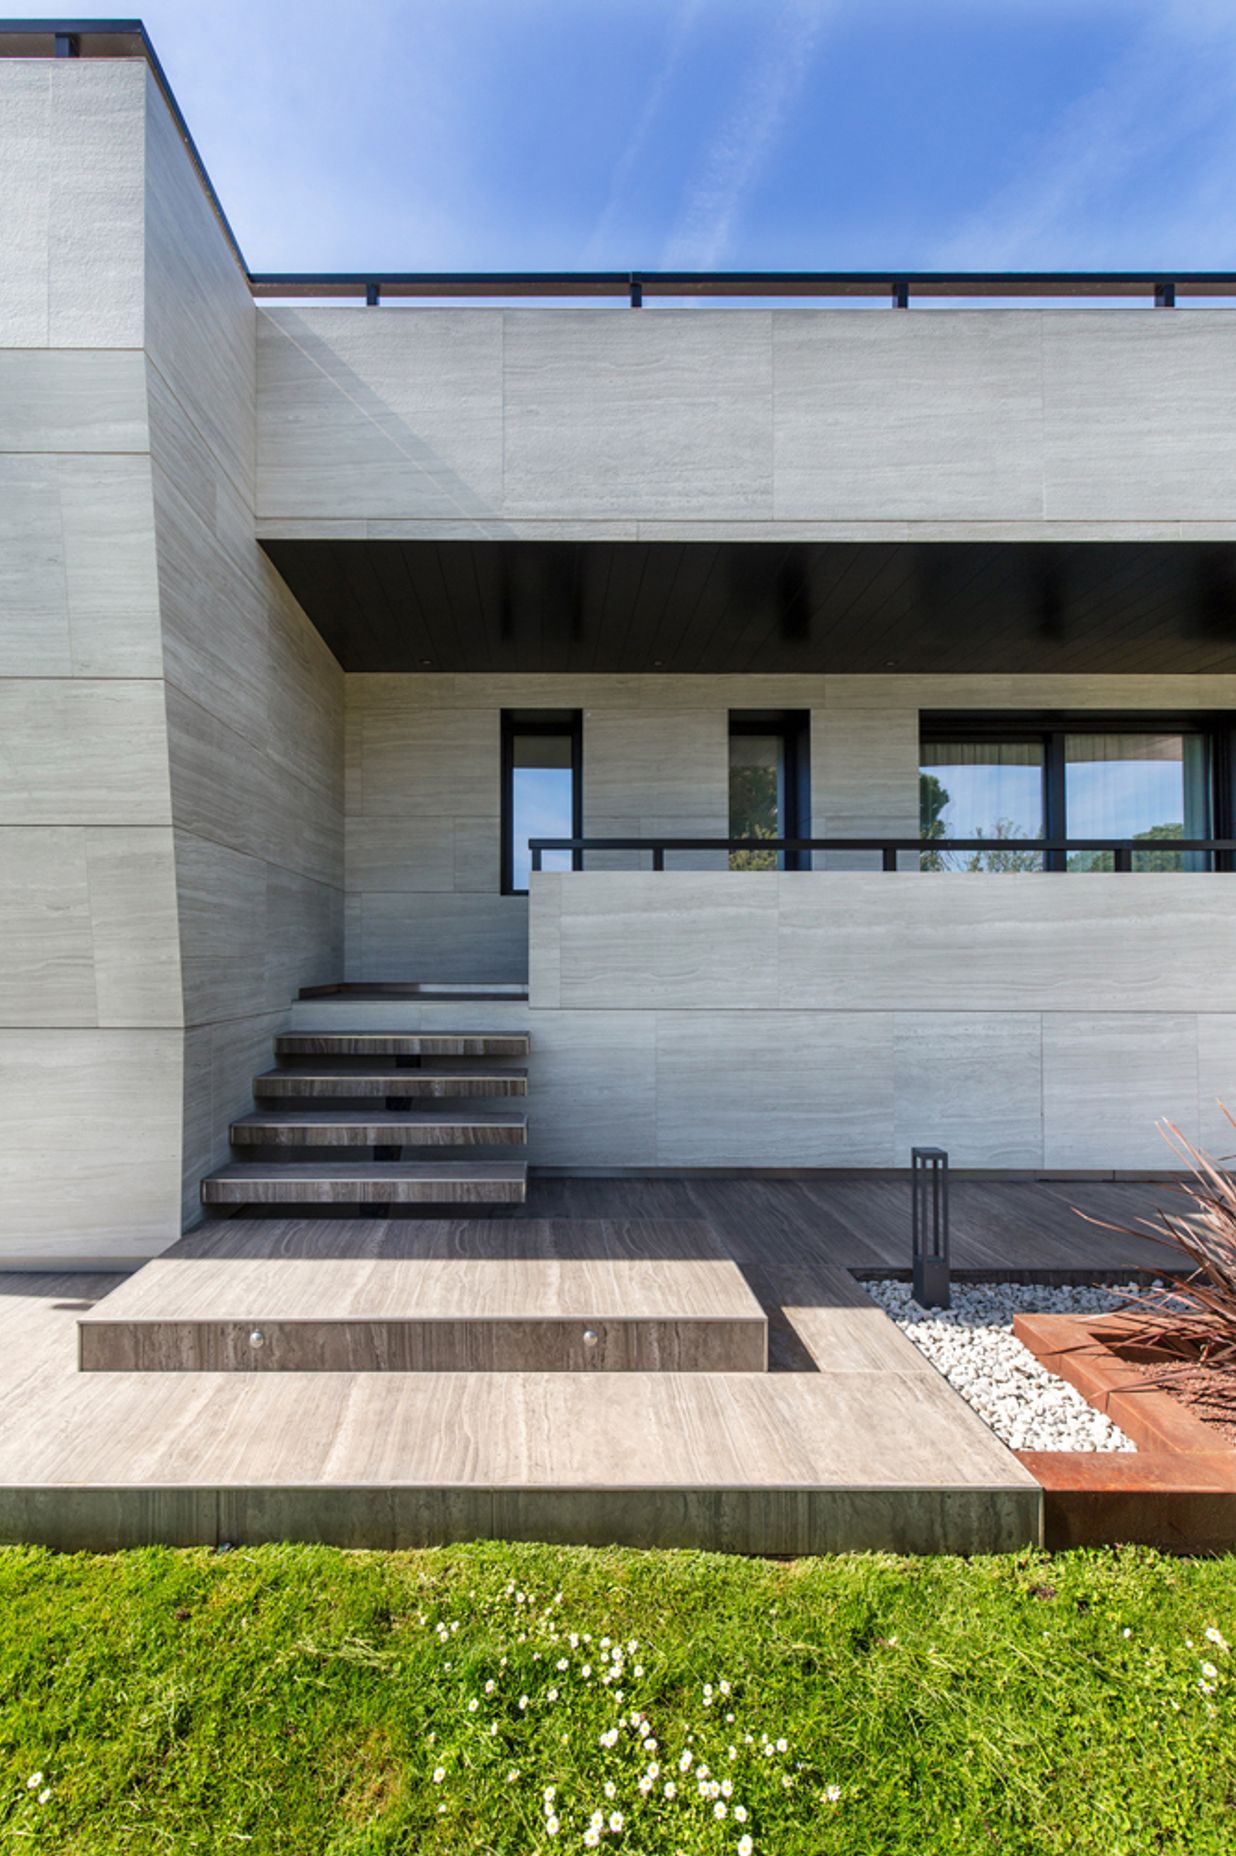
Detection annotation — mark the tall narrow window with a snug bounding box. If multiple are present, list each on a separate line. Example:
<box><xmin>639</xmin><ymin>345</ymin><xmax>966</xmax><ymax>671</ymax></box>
<box><xmin>501</xmin><ymin>711</ymin><xmax>582</xmax><ymax>894</ymax></box>
<box><xmin>728</xmin><ymin>712</ymin><xmax>809</xmax><ymax>870</ymax></box>
<box><xmin>920</xmin><ymin>741</ymin><xmax>1045</xmax><ymax>871</ymax></box>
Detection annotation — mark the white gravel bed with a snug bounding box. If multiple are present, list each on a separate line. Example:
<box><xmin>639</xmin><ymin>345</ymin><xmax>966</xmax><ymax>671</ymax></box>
<box><xmin>861</xmin><ymin>1278</ymin><xmax>1140</xmax><ymax>1453</ymax></box>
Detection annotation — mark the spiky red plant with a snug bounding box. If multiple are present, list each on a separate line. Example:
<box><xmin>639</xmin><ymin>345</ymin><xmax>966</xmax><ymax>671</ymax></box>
<box><xmin>1078</xmin><ymin>1110</ymin><xmax>1236</xmax><ymax>1377</ymax></box>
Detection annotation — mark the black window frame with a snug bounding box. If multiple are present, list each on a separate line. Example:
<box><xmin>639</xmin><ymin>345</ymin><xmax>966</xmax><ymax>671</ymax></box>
<box><xmin>500</xmin><ymin>709</ymin><xmax>583</xmax><ymax>896</ymax></box>
<box><xmin>728</xmin><ymin>710</ymin><xmax>811</xmax><ymax>872</ymax></box>
<box><xmin>920</xmin><ymin>711</ymin><xmax>1235</xmax><ymax>871</ymax></box>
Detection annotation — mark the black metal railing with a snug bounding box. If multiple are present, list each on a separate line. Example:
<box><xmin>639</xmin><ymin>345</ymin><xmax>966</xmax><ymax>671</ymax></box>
<box><xmin>529</xmin><ymin>836</ymin><xmax>1236</xmax><ymax>873</ymax></box>
<box><xmin>247</xmin><ymin>270</ymin><xmax>1236</xmax><ymax>308</ymax></box>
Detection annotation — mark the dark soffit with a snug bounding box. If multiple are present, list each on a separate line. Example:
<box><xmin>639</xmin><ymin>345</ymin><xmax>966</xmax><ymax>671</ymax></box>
<box><xmin>259</xmin><ymin>538</ymin><xmax>1236</xmax><ymax>676</ymax></box>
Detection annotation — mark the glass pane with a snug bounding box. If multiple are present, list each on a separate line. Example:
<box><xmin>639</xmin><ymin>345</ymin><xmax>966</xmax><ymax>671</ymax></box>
<box><xmin>511</xmin><ymin>735</ymin><xmax>574</xmax><ymax>888</ymax></box>
<box><xmin>1064</xmin><ymin>733</ymin><xmax>1209</xmax><ymax>872</ymax></box>
<box><xmin>730</xmin><ymin>732</ymin><xmax>782</xmax><ymax>870</ymax></box>
<box><xmin>920</xmin><ymin>741</ymin><xmax>1044</xmax><ymax>871</ymax></box>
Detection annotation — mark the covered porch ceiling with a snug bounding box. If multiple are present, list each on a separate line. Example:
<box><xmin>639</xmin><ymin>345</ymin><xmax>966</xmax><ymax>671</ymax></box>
<box><xmin>260</xmin><ymin>538</ymin><xmax>1236</xmax><ymax>676</ymax></box>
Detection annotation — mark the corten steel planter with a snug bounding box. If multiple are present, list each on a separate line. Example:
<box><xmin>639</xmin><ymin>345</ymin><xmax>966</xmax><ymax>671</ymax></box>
<box><xmin>1013</xmin><ymin>1312</ymin><xmax>1236</xmax><ymax>1552</ymax></box>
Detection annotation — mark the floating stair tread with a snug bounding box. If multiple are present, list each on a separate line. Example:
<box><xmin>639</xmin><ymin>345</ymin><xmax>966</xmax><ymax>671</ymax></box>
<box><xmin>77</xmin><ymin>1219</ymin><xmax>768</xmax><ymax>1374</ymax></box>
<box><xmin>276</xmin><ymin>1031</ymin><xmax>529</xmax><ymax>1059</ymax></box>
<box><xmin>231</xmin><ymin>1109</ymin><xmax>528</xmax><ymax>1146</ymax></box>
<box><xmin>253</xmin><ymin>1065</ymin><xmax>528</xmax><ymax>1099</ymax></box>
<box><xmin>85</xmin><ymin>1219</ymin><xmax>760</xmax><ymax>1319</ymax></box>
<box><xmin>202</xmin><ymin>1162</ymin><xmax>527</xmax><ymax>1206</ymax></box>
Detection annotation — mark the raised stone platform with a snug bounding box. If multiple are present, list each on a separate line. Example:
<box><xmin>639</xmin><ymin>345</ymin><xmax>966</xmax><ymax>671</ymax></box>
<box><xmin>78</xmin><ymin>1220</ymin><xmax>769</xmax><ymax>1374</ymax></box>
<box><xmin>5</xmin><ymin>1181</ymin><xmax>1168</xmax><ymax>1556</ymax></box>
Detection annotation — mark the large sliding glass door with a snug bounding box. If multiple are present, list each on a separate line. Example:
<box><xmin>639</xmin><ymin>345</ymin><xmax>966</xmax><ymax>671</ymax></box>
<box><xmin>920</xmin><ymin>740</ymin><xmax>1045</xmax><ymax>870</ymax></box>
<box><xmin>921</xmin><ymin>720</ymin><xmax>1219</xmax><ymax>870</ymax></box>
<box><xmin>1063</xmin><ymin>733</ymin><xmax>1210</xmax><ymax>870</ymax></box>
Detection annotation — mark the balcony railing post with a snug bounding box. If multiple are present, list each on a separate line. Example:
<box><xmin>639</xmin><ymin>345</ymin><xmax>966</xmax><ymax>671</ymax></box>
<box><xmin>1113</xmin><ymin>847</ymin><xmax>1132</xmax><ymax>873</ymax></box>
<box><xmin>882</xmin><ymin>847</ymin><xmax>898</xmax><ymax>872</ymax></box>
<box><xmin>530</xmin><ymin>845</ymin><xmax>542</xmax><ymax>873</ymax></box>
<box><xmin>651</xmin><ymin>845</ymin><xmax>665</xmax><ymax>871</ymax></box>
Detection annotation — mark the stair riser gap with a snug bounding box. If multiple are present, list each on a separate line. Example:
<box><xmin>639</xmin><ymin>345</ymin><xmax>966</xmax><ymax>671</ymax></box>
<box><xmin>253</xmin><ymin>1078</ymin><xmax>528</xmax><ymax>1099</ymax></box>
<box><xmin>201</xmin><ymin>1179</ymin><xmax>527</xmax><ymax>1207</ymax></box>
<box><xmin>230</xmin><ymin>1125</ymin><xmax>528</xmax><ymax>1147</ymax></box>
<box><xmin>276</xmin><ymin>1035</ymin><xmax>529</xmax><ymax>1058</ymax></box>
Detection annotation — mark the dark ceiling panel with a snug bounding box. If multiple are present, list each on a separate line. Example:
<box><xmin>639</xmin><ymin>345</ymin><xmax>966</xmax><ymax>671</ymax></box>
<box><xmin>259</xmin><ymin>539</ymin><xmax>1236</xmax><ymax>675</ymax></box>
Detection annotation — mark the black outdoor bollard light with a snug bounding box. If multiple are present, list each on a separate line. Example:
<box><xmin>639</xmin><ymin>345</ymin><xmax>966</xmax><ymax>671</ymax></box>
<box><xmin>911</xmin><ymin>1146</ymin><xmax>950</xmax><ymax>1308</ymax></box>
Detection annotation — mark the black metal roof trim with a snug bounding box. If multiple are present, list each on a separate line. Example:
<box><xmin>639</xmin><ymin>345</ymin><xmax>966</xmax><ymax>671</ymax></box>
<box><xmin>249</xmin><ymin>269</ymin><xmax>1236</xmax><ymax>302</ymax></box>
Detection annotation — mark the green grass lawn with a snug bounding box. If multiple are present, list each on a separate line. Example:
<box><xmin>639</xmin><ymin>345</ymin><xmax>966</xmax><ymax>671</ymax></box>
<box><xmin>0</xmin><ymin>1542</ymin><xmax>1231</xmax><ymax>1854</ymax></box>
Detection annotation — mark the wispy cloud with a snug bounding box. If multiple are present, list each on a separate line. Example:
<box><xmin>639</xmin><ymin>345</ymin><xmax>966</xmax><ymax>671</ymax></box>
<box><xmin>933</xmin><ymin>0</ymin><xmax>1236</xmax><ymax>268</ymax></box>
<box><xmin>662</xmin><ymin>0</ymin><xmax>831</xmax><ymax>270</ymax></box>
<box><xmin>581</xmin><ymin>0</ymin><xmax>707</xmax><ymax>265</ymax></box>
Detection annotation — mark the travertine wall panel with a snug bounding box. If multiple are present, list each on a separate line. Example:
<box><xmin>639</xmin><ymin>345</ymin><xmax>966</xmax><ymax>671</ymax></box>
<box><xmin>141</xmin><ymin>69</ymin><xmax>345</xmax><ymax>1224</ymax></box>
<box><xmin>772</xmin><ymin>314</ymin><xmax>1044</xmax><ymax>523</ymax></box>
<box><xmin>528</xmin><ymin>869</ymin><xmax>1236</xmax><ymax>1170</ymax></box>
<box><xmin>1198</xmin><ymin>1018</ymin><xmax>1236</xmax><ymax>1159</ymax></box>
<box><xmin>0</xmin><ymin>60</ymin><xmax>344</xmax><ymax>1259</ymax></box>
<box><xmin>893</xmin><ymin>1013</ymin><xmax>1044</xmax><ymax>1170</ymax></box>
<box><xmin>0</xmin><ymin>61</ymin><xmax>146</xmax><ymax>350</ymax></box>
<box><xmin>0</xmin><ymin>829</ymin><xmax>96</xmax><ymax>1026</ymax></box>
<box><xmin>259</xmin><ymin>307</ymin><xmax>1236</xmax><ymax>540</ymax></box>
<box><xmin>0</xmin><ymin>681</ymin><xmax>171</xmax><ymax>824</ymax></box>
<box><xmin>0</xmin><ymin>1030</ymin><xmax>183</xmax><ymax>1266</ymax></box>
<box><xmin>0</xmin><ymin>350</ymin><xmax>148</xmax><ymax>451</ymax></box>
<box><xmin>502</xmin><ymin>311</ymin><xmax>774</xmax><ymax>521</ymax></box>
<box><xmin>0</xmin><ymin>60</ymin><xmax>183</xmax><ymax>1262</ymax></box>
<box><xmin>1041</xmin><ymin>1015</ymin><xmax>1201</xmax><ymax>1170</ymax></box>
<box><xmin>776</xmin><ymin>874</ymin><xmax>1236</xmax><ymax>1014</ymax></box>
<box><xmin>258</xmin><ymin>309</ymin><xmax>504</xmax><ymax>521</ymax></box>
<box><xmin>1041</xmin><ymin>316</ymin><xmax>1236</xmax><ymax>522</ymax></box>
<box><xmin>543</xmin><ymin>872</ymin><xmax>1236</xmax><ymax>1015</ymax></box>
<box><xmin>654</xmin><ymin>1010</ymin><xmax>895</xmax><ymax>1167</ymax></box>
<box><xmin>144</xmin><ymin>77</ymin><xmax>255</xmax><ymax>507</ymax></box>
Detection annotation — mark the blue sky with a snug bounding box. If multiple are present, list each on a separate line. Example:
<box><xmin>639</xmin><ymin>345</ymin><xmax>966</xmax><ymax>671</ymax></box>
<box><xmin>108</xmin><ymin>0</ymin><xmax>1236</xmax><ymax>272</ymax></box>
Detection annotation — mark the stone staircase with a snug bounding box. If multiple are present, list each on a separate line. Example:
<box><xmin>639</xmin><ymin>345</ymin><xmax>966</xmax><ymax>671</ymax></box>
<box><xmin>200</xmin><ymin>1027</ymin><xmax>530</xmax><ymax>1212</ymax></box>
